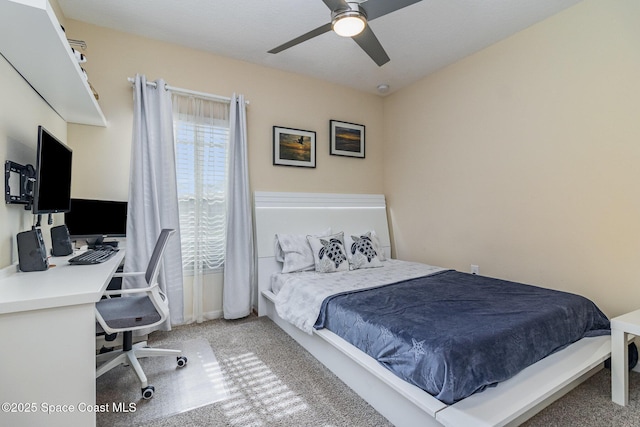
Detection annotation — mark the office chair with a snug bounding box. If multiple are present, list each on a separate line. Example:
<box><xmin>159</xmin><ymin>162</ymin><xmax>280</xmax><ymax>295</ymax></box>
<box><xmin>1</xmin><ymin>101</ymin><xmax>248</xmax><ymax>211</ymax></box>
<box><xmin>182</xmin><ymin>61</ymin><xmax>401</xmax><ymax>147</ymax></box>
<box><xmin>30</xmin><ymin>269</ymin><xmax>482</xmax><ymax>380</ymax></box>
<box><xmin>95</xmin><ymin>229</ymin><xmax>187</xmax><ymax>399</ymax></box>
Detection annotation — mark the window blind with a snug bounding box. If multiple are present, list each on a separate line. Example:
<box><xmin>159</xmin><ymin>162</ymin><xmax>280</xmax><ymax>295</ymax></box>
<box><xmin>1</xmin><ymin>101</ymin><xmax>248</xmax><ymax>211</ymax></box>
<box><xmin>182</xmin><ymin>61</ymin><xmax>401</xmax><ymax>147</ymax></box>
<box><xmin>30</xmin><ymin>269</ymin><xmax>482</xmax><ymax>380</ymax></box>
<box><xmin>173</xmin><ymin>95</ymin><xmax>230</xmax><ymax>274</ymax></box>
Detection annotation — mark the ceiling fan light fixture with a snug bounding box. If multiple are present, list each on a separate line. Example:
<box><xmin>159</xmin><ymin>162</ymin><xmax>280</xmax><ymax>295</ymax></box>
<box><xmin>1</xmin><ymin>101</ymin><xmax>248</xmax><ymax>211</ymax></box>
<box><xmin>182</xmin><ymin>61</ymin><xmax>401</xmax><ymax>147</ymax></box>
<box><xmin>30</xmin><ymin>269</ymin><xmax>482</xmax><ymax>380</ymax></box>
<box><xmin>332</xmin><ymin>6</ymin><xmax>367</xmax><ymax>38</ymax></box>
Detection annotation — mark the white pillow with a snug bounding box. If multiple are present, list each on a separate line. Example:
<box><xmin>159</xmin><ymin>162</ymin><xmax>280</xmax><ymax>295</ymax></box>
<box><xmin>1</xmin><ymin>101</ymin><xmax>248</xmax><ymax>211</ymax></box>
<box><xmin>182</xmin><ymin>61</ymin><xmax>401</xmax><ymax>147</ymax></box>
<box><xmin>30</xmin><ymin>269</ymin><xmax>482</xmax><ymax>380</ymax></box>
<box><xmin>344</xmin><ymin>230</ymin><xmax>386</xmax><ymax>262</ymax></box>
<box><xmin>307</xmin><ymin>232</ymin><xmax>349</xmax><ymax>273</ymax></box>
<box><xmin>345</xmin><ymin>231</ymin><xmax>383</xmax><ymax>270</ymax></box>
<box><xmin>275</xmin><ymin>228</ymin><xmax>331</xmax><ymax>273</ymax></box>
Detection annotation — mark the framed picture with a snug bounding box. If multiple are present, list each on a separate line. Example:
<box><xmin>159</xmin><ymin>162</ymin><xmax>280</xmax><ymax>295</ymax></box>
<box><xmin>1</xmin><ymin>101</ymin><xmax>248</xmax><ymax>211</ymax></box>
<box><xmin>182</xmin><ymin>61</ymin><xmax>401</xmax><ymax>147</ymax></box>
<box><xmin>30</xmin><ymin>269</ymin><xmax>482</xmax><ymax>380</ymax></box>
<box><xmin>330</xmin><ymin>120</ymin><xmax>365</xmax><ymax>158</ymax></box>
<box><xmin>273</xmin><ymin>126</ymin><xmax>316</xmax><ymax>168</ymax></box>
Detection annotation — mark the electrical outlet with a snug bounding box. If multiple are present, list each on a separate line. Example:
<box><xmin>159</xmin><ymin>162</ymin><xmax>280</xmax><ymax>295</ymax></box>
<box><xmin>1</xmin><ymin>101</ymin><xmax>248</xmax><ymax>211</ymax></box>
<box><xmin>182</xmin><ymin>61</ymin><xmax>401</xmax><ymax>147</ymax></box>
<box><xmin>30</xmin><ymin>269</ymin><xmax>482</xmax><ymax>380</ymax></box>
<box><xmin>471</xmin><ymin>264</ymin><xmax>479</xmax><ymax>275</ymax></box>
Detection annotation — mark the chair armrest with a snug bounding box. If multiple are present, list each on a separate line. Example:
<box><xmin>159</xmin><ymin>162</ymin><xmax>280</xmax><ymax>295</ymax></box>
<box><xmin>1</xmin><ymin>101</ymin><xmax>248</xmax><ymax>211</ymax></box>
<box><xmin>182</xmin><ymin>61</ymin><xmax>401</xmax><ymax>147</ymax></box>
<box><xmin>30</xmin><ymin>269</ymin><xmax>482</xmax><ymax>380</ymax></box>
<box><xmin>112</xmin><ymin>271</ymin><xmax>145</xmax><ymax>278</ymax></box>
<box><xmin>103</xmin><ymin>284</ymin><xmax>156</xmax><ymax>296</ymax></box>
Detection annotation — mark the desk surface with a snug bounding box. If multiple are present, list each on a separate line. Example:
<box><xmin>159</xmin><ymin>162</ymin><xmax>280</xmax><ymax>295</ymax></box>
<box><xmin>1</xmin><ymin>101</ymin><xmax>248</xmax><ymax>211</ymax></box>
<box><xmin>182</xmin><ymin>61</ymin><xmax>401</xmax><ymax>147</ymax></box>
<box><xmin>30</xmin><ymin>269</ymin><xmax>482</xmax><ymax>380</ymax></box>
<box><xmin>0</xmin><ymin>249</ymin><xmax>125</xmax><ymax>314</ymax></box>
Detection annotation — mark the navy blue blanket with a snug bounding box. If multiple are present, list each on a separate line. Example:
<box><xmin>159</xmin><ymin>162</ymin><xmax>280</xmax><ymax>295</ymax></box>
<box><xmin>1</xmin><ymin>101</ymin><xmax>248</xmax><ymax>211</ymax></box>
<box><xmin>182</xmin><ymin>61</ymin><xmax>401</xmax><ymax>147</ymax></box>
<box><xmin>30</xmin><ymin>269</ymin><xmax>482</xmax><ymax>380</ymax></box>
<box><xmin>314</xmin><ymin>270</ymin><xmax>609</xmax><ymax>404</ymax></box>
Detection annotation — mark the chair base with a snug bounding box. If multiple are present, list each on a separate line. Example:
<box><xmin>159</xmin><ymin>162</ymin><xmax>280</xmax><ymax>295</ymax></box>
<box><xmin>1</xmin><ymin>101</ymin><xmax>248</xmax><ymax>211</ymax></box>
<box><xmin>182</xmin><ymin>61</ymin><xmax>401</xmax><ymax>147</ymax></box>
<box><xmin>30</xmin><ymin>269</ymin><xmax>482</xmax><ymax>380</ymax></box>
<box><xmin>96</xmin><ymin>339</ymin><xmax>184</xmax><ymax>396</ymax></box>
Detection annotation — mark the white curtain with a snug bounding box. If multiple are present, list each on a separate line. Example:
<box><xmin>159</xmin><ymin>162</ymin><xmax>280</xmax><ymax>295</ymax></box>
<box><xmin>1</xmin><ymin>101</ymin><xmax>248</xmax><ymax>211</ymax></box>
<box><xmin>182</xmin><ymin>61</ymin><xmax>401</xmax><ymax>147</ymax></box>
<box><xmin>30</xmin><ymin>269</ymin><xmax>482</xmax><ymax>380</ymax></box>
<box><xmin>223</xmin><ymin>93</ymin><xmax>254</xmax><ymax>319</ymax></box>
<box><xmin>172</xmin><ymin>93</ymin><xmax>230</xmax><ymax>323</ymax></box>
<box><xmin>125</xmin><ymin>74</ymin><xmax>184</xmax><ymax>330</ymax></box>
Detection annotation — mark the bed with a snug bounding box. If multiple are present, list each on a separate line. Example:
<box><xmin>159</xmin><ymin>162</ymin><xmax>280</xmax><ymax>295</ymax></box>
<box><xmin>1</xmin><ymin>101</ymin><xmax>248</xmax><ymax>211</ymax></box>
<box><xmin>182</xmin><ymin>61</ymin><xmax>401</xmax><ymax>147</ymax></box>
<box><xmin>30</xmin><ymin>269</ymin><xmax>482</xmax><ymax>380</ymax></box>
<box><xmin>254</xmin><ymin>191</ymin><xmax>612</xmax><ymax>426</ymax></box>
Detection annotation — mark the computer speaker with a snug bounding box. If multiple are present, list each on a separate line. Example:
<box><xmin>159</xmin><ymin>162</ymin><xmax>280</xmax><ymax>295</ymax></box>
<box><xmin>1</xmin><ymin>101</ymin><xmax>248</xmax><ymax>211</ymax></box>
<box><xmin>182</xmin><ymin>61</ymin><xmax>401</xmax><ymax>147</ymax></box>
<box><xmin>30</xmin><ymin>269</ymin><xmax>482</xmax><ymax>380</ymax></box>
<box><xmin>51</xmin><ymin>224</ymin><xmax>73</xmax><ymax>256</ymax></box>
<box><xmin>17</xmin><ymin>228</ymin><xmax>49</xmax><ymax>272</ymax></box>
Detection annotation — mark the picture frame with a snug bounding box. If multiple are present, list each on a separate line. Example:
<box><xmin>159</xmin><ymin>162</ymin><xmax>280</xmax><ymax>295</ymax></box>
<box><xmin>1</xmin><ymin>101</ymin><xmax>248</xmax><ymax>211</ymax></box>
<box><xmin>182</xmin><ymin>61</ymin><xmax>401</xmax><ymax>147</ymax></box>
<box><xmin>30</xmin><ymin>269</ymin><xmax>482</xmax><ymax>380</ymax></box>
<box><xmin>330</xmin><ymin>120</ymin><xmax>365</xmax><ymax>158</ymax></box>
<box><xmin>273</xmin><ymin>126</ymin><xmax>316</xmax><ymax>168</ymax></box>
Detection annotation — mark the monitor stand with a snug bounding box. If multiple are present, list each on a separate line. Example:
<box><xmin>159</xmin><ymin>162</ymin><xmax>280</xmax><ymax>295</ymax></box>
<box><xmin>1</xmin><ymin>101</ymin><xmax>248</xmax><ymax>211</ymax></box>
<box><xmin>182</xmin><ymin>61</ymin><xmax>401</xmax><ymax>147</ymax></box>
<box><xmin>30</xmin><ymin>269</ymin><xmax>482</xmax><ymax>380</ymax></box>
<box><xmin>87</xmin><ymin>236</ymin><xmax>119</xmax><ymax>249</ymax></box>
<box><xmin>87</xmin><ymin>236</ymin><xmax>104</xmax><ymax>249</ymax></box>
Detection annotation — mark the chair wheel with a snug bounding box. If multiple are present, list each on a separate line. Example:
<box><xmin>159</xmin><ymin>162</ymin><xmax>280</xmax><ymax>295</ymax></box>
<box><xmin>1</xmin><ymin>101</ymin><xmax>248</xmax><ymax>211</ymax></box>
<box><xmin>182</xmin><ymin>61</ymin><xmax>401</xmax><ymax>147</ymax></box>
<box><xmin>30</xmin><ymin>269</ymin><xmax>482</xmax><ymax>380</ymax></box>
<box><xmin>141</xmin><ymin>385</ymin><xmax>155</xmax><ymax>399</ymax></box>
<box><xmin>177</xmin><ymin>356</ymin><xmax>188</xmax><ymax>368</ymax></box>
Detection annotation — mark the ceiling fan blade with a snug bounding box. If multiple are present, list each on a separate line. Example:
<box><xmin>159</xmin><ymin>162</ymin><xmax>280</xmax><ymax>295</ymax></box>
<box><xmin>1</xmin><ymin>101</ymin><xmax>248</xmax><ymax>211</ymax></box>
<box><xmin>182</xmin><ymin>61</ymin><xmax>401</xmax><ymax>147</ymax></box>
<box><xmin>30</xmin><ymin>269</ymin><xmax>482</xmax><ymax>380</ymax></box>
<box><xmin>352</xmin><ymin>25</ymin><xmax>390</xmax><ymax>66</ymax></box>
<box><xmin>268</xmin><ymin>22</ymin><xmax>333</xmax><ymax>54</ymax></box>
<box><xmin>322</xmin><ymin>0</ymin><xmax>349</xmax><ymax>11</ymax></box>
<box><xmin>362</xmin><ymin>0</ymin><xmax>423</xmax><ymax>21</ymax></box>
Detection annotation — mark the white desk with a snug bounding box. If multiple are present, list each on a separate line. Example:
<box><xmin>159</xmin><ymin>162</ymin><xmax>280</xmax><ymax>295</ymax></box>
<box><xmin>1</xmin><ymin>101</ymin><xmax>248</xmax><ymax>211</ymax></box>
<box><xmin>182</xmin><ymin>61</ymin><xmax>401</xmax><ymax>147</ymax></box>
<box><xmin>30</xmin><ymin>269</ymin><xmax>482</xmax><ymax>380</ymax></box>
<box><xmin>0</xmin><ymin>249</ymin><xmax>124</xmax><ymax>427</ymax></box>
<box><xmin>611</xmin><ymin>309</ymin><xmax>640</xmax><ymax>406</ymax></box>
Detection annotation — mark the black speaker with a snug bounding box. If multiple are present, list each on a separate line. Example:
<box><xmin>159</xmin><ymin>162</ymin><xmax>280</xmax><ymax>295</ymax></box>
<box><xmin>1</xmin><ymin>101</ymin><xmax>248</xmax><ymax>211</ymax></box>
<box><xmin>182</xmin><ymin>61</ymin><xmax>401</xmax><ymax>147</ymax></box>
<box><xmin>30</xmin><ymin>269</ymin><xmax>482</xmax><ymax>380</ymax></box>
<box><xmin>51</xmin><ymin>224</ymin><xmax>73</xmax><ymax>256</ymax></box>
<box><xmin>17</xmin><ymin>229</ymin><xmax>49</xmax><ymax>272</ymax></box>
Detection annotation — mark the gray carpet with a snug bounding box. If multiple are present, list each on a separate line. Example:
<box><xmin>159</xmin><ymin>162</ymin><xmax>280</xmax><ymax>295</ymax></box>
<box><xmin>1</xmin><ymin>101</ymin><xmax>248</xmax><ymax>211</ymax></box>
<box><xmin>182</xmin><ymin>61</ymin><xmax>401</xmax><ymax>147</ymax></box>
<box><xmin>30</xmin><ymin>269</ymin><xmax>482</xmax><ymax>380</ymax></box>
<box><xmin>97</xmin><ymin>315</ymin><xmax>640</xmax><ymax>426</ymax></box>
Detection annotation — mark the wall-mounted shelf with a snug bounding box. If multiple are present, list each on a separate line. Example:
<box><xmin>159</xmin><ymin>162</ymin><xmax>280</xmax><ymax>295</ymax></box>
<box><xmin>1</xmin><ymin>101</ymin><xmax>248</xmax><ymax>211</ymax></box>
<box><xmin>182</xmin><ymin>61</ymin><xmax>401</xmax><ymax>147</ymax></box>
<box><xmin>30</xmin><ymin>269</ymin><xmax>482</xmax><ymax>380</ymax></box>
<box><xmin>0</xmin><ymin>0</ymin><xmax>106</xmax><ymax>127</ymax></box>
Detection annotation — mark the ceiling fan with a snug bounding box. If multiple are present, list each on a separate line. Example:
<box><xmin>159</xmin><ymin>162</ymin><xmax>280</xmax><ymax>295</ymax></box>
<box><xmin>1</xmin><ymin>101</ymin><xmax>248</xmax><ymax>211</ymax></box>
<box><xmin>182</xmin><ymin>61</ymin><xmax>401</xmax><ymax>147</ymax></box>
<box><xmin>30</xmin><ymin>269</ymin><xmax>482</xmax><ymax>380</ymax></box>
<box><xmin>268</xmin><ymin>0</ymin><xmax>423</xmax><ymax>67</ymax></box>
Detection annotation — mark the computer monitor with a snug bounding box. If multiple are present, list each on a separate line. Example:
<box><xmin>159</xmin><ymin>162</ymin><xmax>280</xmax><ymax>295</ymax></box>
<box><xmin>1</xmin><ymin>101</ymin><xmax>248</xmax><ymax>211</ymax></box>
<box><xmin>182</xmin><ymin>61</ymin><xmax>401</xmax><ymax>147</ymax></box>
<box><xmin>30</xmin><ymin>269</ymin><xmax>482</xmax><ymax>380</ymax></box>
<box><xmin>32</xmin><ymin>126</ymin><xmax>73</xmax><ymax>214</ymax></box>
<box><xmin>65</xmin><ymin>198</ymin><xmax>127</xmax><ymax>246</ymax></box>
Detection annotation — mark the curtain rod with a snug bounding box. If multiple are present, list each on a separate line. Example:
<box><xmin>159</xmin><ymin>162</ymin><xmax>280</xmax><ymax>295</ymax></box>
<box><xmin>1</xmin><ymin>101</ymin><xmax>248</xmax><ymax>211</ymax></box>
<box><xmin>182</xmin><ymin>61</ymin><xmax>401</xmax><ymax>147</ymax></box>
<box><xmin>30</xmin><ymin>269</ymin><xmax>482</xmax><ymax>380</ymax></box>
<box><xmin>127</xmin><ymin>77</ymin><xmax>248</xmax><ymax>104</ymax></box>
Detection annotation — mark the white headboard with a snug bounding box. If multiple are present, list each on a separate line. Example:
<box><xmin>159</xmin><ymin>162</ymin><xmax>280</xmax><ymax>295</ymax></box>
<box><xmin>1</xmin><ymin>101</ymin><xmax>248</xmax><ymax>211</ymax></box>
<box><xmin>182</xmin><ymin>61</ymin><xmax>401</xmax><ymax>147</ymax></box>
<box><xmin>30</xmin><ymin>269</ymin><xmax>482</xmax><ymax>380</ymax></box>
<box><xmin>254</xmin><ymin>192</ymin><xmax>391</xmax><ymax>316</ymax></box>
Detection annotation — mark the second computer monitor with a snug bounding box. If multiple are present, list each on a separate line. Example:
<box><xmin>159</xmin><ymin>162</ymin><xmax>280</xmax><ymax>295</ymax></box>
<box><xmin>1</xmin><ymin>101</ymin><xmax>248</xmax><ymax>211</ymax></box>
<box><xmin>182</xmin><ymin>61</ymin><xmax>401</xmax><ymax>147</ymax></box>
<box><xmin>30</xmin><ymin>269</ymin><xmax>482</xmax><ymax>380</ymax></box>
<box><xmin>65</xmin><ymin>198</ymin><xmax>127</xmax><ymax>245</ymax></box>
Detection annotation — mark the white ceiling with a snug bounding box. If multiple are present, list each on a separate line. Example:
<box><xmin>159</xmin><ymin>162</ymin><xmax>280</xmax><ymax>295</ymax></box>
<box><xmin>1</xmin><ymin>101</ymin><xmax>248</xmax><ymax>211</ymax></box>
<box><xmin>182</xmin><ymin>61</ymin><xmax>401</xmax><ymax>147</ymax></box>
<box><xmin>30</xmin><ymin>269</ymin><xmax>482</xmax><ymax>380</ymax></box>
<box><xmin>57</xmin><ymin>0</ymin><xmax>583</xmax><ymax>96</ymax></box>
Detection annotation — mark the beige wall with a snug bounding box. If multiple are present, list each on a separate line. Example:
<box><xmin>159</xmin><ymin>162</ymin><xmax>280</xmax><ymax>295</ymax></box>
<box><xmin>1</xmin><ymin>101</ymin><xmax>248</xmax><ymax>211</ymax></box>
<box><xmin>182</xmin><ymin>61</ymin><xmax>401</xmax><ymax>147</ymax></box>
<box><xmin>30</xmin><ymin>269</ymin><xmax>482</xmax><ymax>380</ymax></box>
<box><xmin>0</xmin><ymin>56</ymin><xmax>67</xmax><ymax>267</ymax></box>
<box><xmin>62</xmin><ymin>20</ymin><xmax>385</xmax><ymax>319</ymax></box>
<box><xmin>64</xmin><ymin>20</ymin><xmax>385</xmax><ymax>201</ymax></box>
<box><xmin>383</xmin><ymin>0</ymin><xmax>640</xmax><ymax>318</ymax></box>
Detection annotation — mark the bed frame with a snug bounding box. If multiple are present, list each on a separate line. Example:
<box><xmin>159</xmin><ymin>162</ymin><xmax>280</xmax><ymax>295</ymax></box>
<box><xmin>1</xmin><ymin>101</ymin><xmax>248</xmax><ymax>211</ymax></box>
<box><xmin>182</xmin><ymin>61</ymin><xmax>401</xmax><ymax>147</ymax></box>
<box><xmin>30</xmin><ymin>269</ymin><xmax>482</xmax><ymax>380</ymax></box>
<box><xmin>254</xmin><ymin>191</ymin><xmax>611</xmax><ymax>426</ymax></box>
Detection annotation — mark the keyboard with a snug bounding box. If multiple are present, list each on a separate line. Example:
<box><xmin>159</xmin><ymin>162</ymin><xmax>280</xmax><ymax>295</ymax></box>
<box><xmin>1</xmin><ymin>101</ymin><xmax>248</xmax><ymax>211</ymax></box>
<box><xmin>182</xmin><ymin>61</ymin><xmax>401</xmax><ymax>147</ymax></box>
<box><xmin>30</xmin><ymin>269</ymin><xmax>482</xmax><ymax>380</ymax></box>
<box><xmin>68</xmin><ymin>249</ymin><xmax>118</xmax><ymax>265</ymax></box>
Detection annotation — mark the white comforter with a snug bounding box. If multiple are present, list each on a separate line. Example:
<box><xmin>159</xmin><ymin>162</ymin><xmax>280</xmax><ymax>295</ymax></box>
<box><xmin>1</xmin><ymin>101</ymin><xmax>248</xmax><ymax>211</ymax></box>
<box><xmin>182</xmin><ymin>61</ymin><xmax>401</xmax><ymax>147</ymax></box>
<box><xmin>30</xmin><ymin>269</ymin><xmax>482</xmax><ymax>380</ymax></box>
<box><xmin>273</xmin><ymin>259</ymin><xmax>446</xmax><ymax>334</ymax></box>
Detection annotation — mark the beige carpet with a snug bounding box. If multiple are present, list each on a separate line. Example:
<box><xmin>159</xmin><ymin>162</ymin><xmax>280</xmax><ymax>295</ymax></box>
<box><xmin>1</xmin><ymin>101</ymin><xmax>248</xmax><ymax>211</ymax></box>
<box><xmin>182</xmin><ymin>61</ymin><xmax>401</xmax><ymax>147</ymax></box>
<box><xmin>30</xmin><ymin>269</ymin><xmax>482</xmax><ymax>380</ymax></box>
<box><xmin>96</xmin><ymin>338</ymin><xmax>229</xmax><ymax>426</ymax></box>
<box><xmin>97</xmin><ymin>315</ymin><xmax>640</xmax><ymax>426</ymax></box>
<box><xmin>97</xmin><ymin>316</ymin><xmax>391</xmax><ymax>427</ymax></box>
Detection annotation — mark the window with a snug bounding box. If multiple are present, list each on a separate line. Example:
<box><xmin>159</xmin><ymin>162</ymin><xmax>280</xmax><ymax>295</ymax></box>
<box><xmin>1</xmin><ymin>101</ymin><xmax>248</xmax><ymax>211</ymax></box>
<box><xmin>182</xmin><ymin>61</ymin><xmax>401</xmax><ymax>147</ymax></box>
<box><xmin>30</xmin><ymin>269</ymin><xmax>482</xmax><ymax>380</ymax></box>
<box><xmin>173</xmin><ymin>95</ymin><xmax>230</xmax><ymax>274</ymax></box>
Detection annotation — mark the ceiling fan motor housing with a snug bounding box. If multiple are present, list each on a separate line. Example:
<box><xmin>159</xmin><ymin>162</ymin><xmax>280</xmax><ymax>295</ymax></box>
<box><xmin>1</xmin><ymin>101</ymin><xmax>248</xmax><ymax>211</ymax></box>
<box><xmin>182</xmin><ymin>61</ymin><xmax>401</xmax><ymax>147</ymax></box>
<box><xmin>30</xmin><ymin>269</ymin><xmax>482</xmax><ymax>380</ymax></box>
<box><xmin>332</xmin><ymin>2</ymin><xmax>367</xmax><ymax>20</ymax></box>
